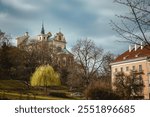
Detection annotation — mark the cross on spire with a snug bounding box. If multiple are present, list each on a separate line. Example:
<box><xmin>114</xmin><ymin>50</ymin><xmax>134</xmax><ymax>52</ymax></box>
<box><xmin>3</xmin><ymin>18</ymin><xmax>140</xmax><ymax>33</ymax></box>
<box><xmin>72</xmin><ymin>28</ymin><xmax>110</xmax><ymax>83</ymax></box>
<box><xmin>59</xmin><ymin>28</ymin><xmax>61</xmax><ymax>32</ymax></box>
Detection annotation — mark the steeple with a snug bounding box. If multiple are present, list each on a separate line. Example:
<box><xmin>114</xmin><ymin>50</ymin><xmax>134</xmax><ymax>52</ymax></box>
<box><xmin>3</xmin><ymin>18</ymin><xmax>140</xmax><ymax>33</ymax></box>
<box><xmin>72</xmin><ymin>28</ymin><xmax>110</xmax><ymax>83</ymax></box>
<box><xmin>41</xmin><ymin>22</ymin><xmax>45</xmax><ymax>34</ymax></box>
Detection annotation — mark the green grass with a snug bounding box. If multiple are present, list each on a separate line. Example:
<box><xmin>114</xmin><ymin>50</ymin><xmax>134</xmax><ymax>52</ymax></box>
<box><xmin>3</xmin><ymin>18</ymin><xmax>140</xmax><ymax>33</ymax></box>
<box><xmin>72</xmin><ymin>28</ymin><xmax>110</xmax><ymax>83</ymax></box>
<box><xmin>0</xmin><ymin>91</ymin><xmax>69</xmax><ymax>100</ymax></box>
<box><xmin>0</xmin><ymin>80</ymin><xmax>27</xmax><ymax>90</ymax></box>
<box><xmin>0</xmin><ymin>80</ymin><xmax>83</xmax><ymax>100</ymax></box>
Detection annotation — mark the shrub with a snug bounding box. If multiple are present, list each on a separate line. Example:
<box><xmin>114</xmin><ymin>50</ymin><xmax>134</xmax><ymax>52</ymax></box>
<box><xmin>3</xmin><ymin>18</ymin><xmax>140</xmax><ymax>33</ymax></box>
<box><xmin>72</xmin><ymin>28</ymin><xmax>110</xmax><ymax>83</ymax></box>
<box><xmin>85</xmin><ymin>80</ymin><xmax>121</xmax><ymax>100</ymax></box>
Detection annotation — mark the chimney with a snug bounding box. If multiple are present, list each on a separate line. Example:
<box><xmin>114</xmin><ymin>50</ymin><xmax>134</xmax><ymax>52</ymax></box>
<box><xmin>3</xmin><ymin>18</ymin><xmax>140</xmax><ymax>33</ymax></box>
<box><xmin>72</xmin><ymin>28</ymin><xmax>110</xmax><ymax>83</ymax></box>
<box><xmin>140</xmin><ymin>42</ymin><xmax>144</xmax><ymax>49</ymax></box>
<box><xmin>134</xmin><ymin>44</ymin><xmax>138</xmax><ymax>51</ymax></box>
<box><xmin>129</xmin><ymin>45</ymin><xmax>132</xmax><ymax>52</ymax></box>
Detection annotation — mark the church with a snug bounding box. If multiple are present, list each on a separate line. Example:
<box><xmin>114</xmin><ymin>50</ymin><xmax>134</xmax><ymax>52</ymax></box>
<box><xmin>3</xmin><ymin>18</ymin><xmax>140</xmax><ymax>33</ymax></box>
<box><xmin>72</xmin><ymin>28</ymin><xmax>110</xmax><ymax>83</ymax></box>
<box><xmin>16</xmin><ymin>24</ymin><xmax>74</xmax><ymax>67</ymax></box>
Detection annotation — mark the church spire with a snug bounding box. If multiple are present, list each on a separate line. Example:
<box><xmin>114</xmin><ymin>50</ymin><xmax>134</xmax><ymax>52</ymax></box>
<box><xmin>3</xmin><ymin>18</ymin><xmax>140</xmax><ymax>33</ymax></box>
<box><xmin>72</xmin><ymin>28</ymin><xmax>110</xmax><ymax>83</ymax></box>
<box><xmin>41</xmin><ymin>22</ymin><xmax>45</xmax><ymax>34</ymax></box>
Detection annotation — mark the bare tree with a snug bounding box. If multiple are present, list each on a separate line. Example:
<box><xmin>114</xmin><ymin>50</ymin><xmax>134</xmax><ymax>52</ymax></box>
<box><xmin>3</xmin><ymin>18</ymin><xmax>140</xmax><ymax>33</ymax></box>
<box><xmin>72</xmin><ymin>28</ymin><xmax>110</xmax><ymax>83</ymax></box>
<box><xmin>24</xmin><ymin>40</ymin><xmax>55</xmax><ymax>71</ymax></box>
<box><xmin>0</xmin><ymin>30</ymin><xmax>13</xmax><ymax>80</ymax></box>
<box><xmin>15</xmin><ymin>40</ymin><xmax>55</xmax><ymax>87</ymax></box>
<box><xmin>113</xmin><ymin>71</ymin><xmax>144</xmax><ymax>99</ymax></box>
<box><xmin>67</xmin><ymin>63</ymin><xmax>85</xmax><ymax>91</ymax></box>
<box><xmin>100</xmin><ymin>52</ymin><xmax>115</xmax><ymax>83</ymax></box>
<box><xmin>71</xmin><ymin>39</ymin><xmax>104</xmax><ymax>86</ymax></box>
<box><xmin>112</xmin><ymin>0</ymin><xmax>150</xmax><ymax>48</ymax></box>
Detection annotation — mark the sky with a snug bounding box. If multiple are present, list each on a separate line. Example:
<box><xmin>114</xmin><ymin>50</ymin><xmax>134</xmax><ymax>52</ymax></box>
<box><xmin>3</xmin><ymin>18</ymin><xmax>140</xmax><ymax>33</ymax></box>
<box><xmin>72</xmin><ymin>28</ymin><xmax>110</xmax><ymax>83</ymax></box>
<box><xmin>0</xmin><ymin>0</ymin><xmax>130</xmax><ymax>54</ymax></box>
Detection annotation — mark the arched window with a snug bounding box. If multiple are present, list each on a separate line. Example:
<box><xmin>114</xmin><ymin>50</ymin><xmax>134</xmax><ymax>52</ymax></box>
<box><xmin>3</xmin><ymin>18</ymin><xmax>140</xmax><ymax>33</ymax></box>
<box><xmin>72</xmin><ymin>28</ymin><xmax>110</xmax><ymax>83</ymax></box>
<box><xmin>63</xmin><ymin>57</ymin><xmax>66</xmax><ymax>66</ymax></box>
<box><xmin>57</xmin><ymin>47</ymin><xmax>62</xmax><ymax>52</ymax></box>
<box><xmin>58</xmin><ymin>35</ymin><xmax>61</xmax><ymax>41</ymax></box>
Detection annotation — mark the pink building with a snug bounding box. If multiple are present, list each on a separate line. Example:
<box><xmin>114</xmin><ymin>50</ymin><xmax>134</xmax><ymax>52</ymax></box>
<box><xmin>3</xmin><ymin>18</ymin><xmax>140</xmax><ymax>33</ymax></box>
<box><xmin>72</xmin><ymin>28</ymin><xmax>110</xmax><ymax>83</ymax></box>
<box><xmin>110</xmin><ymin>44</ymin><xmax>150</xmax><ymax>99</ymax></box>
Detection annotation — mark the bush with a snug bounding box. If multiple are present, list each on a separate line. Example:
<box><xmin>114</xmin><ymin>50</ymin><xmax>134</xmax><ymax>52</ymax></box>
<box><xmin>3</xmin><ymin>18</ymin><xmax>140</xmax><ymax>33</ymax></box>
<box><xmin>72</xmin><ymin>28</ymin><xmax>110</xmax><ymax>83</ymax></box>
<box><xmin>85</xmin><ymin>81</ymin><xmax>121</xmax><ymax>100</ymax></box>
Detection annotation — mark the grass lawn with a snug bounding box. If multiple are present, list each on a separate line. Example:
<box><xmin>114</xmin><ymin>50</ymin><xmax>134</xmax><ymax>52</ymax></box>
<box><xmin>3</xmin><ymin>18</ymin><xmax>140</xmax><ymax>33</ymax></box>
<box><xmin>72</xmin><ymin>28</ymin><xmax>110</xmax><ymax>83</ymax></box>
<box><xmin>0</xmin><ymin>91</ymin><xmax>69</xmax><ymax>100</ymax></box>
<box><xmin>0</xmin><ymin>80</ymin><xmax>27</xmax><ymax>90</ymax></box>
<box><xmin>0</xmin><ymin>80</ymin><xmax>83</xmax><ymax>100</ymax></box>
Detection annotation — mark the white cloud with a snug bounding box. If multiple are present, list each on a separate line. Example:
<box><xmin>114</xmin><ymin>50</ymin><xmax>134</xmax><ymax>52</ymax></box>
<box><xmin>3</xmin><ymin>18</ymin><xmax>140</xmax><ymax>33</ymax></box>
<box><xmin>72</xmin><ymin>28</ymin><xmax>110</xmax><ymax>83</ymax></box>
<box><xmin>1</xmin><ymin>0</ymin><xmax>38</xmax><ymax>11</ymax></box>
<box><xmin>0</xmin><ymin>0</ymin><xmax>130</xmax><ymax>54</ymax></box>
<box><xmin>90</xmin><ymin>35</ymin><xmax>129</xmax><ymax>54</ymax></box>
<box><xmin>0</xmin><ymin>12</ymin><xmax>8</xmax><ymax>19</ymax></box>
<box><xmin>99</xmin><ymin>9</ymin><xmax>115</xmax><ymax>17</ymax></box>
<box><xmin>81</xmin><ymin>0</ymin><xmax>127</xmax><ymax>17</ymax></box>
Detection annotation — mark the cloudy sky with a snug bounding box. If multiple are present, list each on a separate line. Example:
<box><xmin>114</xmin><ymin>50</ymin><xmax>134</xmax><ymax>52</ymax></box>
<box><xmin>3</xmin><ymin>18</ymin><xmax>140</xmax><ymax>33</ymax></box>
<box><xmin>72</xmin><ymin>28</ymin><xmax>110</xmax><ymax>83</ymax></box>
<box><xmin>0</xmin><ymin>0</ymin><xmax>130</xmax><ymax>54</ymax></box>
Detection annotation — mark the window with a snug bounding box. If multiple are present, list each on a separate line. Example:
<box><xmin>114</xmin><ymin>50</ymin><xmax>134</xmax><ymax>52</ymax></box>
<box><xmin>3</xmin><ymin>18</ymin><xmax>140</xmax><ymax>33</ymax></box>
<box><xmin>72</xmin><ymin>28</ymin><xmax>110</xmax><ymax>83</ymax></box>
<box><xmin>138</xmin><ymin>74</ymin><xmax>143</xmax><ymax>84</ymax></box>
<box><xmin>132</xmin><ymin>66</ymin><xmax>135</xmax><ymax>71</ymax></box>
<box><xmin>63</xmin><ymin>57</ymin><xmax>66</xmax><ymax>66</ymax></box>
<box><xmin>57</xmin><ymin>47</ymin><xmax>62</xmax><ymax>52</ymax></box>
<box><xmin>70</xmin><ymin>58</ymin><xmax>72</xmax><ymax>64</ymax></box>
<box><xmin>126</xmin><ymin>66</ymin><xmax>129</xmax><ymax>71</ymax></box>
<box><xmin>139</xmin><ymin>65</ymin><xmax>142</xmax><ymax>72</ymax></box>
<box><xmin>121</xmin><ymin>67</ymin><xmax>123</xmax><ymax>72</ymax></box>
<box><xmin>115</xmin><ymin>68</ymin><xmax>117</xmax><ymax>72</ymax></box>
<box><xmin>58</xmin><ymin>35</ymin><xmax>61</xmax><ymax>41</ymax></box>
<box><xmin>149</xmin><ymin>74</ymin><xmax>150</xmax><ymax>86</ymax></box>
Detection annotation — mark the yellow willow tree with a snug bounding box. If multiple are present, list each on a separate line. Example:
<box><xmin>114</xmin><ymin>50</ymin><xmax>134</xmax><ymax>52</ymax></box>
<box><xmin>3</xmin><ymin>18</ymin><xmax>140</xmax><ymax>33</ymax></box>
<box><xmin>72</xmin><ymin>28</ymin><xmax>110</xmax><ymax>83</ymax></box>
<box><xmin>30</xmin><ymin>65</ymin><xmax>61</xmax><ymax>94</ymax></box>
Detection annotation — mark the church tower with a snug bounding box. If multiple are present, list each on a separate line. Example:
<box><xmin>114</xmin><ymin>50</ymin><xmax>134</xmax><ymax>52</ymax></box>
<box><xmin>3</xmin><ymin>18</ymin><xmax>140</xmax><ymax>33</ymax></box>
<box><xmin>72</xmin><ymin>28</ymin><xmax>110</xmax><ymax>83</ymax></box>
<box><xmin>38</xmin><ymin>23</ymin><xmax>49</xmax><ymax>41</ymax></box>
<box><xmin>53</xmin><ymin>30</ymin><xmax>67</xmax><ymax>50</ymax></box>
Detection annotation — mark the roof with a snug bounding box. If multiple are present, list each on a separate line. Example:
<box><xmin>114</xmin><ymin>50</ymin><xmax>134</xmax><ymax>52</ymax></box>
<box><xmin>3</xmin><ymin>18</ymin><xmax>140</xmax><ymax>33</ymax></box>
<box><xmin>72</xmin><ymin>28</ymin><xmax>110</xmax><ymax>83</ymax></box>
<box><xmin>25</xmin><ymin>36</ymin><xmax>37</xmax><ymax>44</ymax></box>
<box><xmin>47</xmin><ymin>36</ymin><xmax>54</xmax><ymax>41</ymax></box>
<box><xmin>113</xmin><ymin>45</ymin><xmax>150</xmax><ymax>63</ymax></box>
<box><xmin>57</xmin><ymin>48</ymin><xmax>73</xmax><ymax>56</ymax></box>
<box><xmin>62</xmin><ymin>48</ymin><xmax>72</xmax><ymax>54</ymax></box>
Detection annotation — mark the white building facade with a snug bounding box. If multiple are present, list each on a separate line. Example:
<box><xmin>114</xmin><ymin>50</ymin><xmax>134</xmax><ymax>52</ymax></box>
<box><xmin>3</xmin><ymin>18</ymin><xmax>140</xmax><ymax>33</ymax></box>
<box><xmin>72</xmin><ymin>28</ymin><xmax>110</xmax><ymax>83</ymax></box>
<box><xmin>110</xmin><ymin>44</ymin><xmax>150</xmax><ymax>99</ymax></box>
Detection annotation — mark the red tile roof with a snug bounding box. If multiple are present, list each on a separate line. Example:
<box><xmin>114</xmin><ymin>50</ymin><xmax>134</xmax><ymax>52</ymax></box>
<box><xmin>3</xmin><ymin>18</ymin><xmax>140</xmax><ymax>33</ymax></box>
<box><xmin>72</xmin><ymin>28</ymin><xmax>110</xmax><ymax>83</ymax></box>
<box><xmin>113</xmin><ymin>45</ymin><xmax>150</xmax><ymax>63</ymax></box>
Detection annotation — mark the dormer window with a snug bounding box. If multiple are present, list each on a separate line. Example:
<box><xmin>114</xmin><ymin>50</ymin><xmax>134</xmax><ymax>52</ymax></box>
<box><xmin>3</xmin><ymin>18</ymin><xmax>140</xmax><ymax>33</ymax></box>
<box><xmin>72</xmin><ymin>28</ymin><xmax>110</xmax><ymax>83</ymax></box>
<box><xmin>123</xmin><ymin>57</ymin><xmax>126</xmax><ymax>60</ymax></box>
<box><xmin>123</xmin><ymin>55</ymin><xmax>129</xmax><ymax>60</ymax></box>
<box><xmin>135</xmin><ymin>53</ymin><xmax>140</xmax><ymax>57</ymax></box>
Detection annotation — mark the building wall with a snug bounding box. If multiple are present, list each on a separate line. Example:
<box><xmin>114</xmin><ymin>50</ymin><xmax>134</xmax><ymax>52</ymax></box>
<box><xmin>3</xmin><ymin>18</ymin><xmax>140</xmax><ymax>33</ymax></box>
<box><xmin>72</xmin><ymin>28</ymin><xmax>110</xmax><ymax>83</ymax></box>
<box><xmin>52</xmin><ymin>40</ymin><xmax>66</xmax><ymax>50</ymax></box>
<box><xmin>111</xmin><ymin>59</ymin><xmax>150</xmax><ymax>99</ymax></box>
<box><xmin>57</xmin><ymin>54</ymin><xmax>74</xmax><ymax>67</ymax></box>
